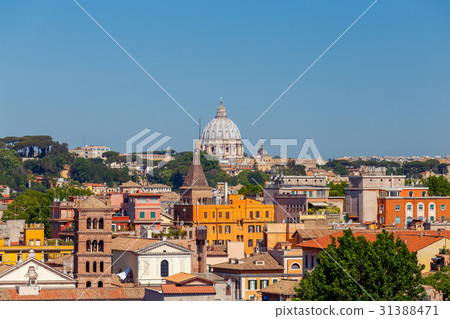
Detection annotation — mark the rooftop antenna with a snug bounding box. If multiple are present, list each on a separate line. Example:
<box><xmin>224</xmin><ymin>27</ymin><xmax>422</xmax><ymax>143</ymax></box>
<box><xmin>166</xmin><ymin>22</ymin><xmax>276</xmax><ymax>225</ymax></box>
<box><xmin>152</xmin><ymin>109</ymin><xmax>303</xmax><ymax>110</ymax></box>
<box><xmin>198</xmin><ymin>118</ymin><xmax>201</xmax><ymax>140</ymax></box>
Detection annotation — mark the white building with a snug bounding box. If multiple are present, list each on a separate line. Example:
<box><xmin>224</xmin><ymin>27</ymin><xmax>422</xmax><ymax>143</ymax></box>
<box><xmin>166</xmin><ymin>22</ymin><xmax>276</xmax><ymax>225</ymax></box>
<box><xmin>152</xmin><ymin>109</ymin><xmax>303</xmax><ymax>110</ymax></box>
<box><xmin>111</xmin><ymin>237</ymin><xmax>193</xmax><ymax>286</ymax></box>
<box><xmin>70</xmin><ymin>145</ymin><xmax>110</xmax><ymax>159</ymax></box>
<box><xmin>0</xmin><ymin>250</ymin><xmax>76</xmax><ymax>290</ymax></box>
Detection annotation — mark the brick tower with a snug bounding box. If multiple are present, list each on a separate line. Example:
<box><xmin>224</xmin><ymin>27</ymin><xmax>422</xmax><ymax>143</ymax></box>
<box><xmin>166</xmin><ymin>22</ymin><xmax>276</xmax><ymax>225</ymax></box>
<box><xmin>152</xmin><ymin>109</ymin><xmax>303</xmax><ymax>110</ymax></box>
<box><xmin>73</xmin><ymin>196</ymin><xmax>113</xmax><ymax>288</ymax></box>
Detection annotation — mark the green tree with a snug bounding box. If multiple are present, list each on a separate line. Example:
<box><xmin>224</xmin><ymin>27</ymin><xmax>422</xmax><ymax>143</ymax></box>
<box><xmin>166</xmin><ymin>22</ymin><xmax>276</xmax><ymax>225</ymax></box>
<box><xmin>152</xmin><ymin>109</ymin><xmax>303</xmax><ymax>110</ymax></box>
<box><xmin>423</xmin><ymin>266</ymin><xmax>450</xmax><ymax>300</ymax></box>
<box><xmin>0</xmin><ymin>148</ymin><xmax>22</xmax><ymax>175</ymax></box>
<box><xmin>425</xmin><ymin>175</ymin><xmax>450</xmax><ymax>196</ymax></box>
<box><xmin>238</xmin><ymin>184</ymin><xmax>262</xmax><ymax>196</ymax></box>
<box><xmin>294</xmin><ymin>230</ymin><xmax>426</xmax><ymax>301</ymax></box>
<box><xmin>329</xmin><ymin>181</ymin><xmax>348</xmax><ymax>197</ymax></box>
<box><xmin>2</xmin><ymin>187</ymin><xmax>93</xmax><ymax>238</ymax></box>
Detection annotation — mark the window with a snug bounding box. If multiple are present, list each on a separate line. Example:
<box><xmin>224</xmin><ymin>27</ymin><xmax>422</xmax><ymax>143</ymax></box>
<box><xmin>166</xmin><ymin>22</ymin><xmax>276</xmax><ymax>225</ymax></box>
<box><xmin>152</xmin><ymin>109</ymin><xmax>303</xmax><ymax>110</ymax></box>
<box><xmin>98</xmin><ymin>281</ymin><xmax>103</xmax><ymax>288</ymax></box>
<box><xmin>226</xmin><ymin>212</ymin><xmax>230</xmax><ymax>219</ymax></box>
<box><xmin>204</xmin><ymin>211</ymin><xmax>208</xmax><ymax>219</ymax></box>
<box><xmin>86</xmin><ymin>261</ymin><xmax>90</xmax><ymax>273</ymax></box>
<box><xmin>87</xmin><ymin>218</ymin><xmax>92</xmax><ymax>229</ymax></box>
<box><xmin>249</xmin><ymin>211</ymin><xmax>253</xmax><ymax>219</ymax></box>
<box><xmin>248</xmin><ymin>239</ymin><xmax>253</xmax><ymax>247</ymax></box>
<box><xmin>86</xmin><ymin>281</ymin><xmax>91</xmax><ymax>288</ymax></box>
<box><xmin>100</xmin><ymin>261</ymin><xmax>104</xmax><ymax>272</ymax></box>
<box><xmin>248</xmin><ymin>279</ymin><xmax>257</xmax><ymax>290</ymax></box>
<box><xmin>137</xmin><ymin>198</ymin><xmax>147</xmax><ymax>203</ymax></box>
<box><xmin>29</xmin><ymin>239</ymin><xmax>34</xmax><ymax>246</ymax></box>
<box><xmin>99</xmin><ymin>240</ymin><xmax>104</xmax><ymax>252</ymax></box>
<box><xmin>139</xmin><ymin>211</ymin><xmax>145</xmax><ymax>219</ymax></box>
<box><xmin>291</xmin><ymin>263</ymin><xmax>301</xmax><ymax>270</ymax></box>
<box><xmin>161</xmin><ymin>260</ymin><xmax>169</xmax><ymax>277</ymax></box>
<box><xmin>93</xmin><ymin>261</ymin><xmax>97</xmax><ymax>273</ymax></box>
<box><xmin>260</xmin><ymin>279</ymin><xmax>269</xmax><ymax>289</ymax></box>
<box><xmin>305</xmin><ymin>255</ymin><xmax>309</xmax><ymax>269</ymax></box>
<box><xmin>248</xmin><ymin>225</ymin><xmax>254</xmax><ymax>233</ymax></box>
<box><xmin>422</xmin><ymin>191</ymin><xmax>427</xmax><ymax>197</ymax></box>
<box><xmin>0</xmin><ymin>255</ymin><xmax>2</xmax><ymax>262</ymax></box>
<box><xmin>225</xmin><ymin>225</ymin><xmax>230</xmax><ymax>233</ymax></box>
<box><xmin>212</xmin><ymin>226</ymin><xmax>215</xmax><ymax>234</ymax></box>
<box><xmin>430</xmin><ymin>204</ymin><xmax>435</xmax><ymax>210</ymax></box>
<box><xmin>218</xmin><ymin>211</ymin><xmax>223</xmax><ymax>219</ymax></box>
<box><xmin>441</xmin><ymin>216</ymin><xmax>446</xmax><ymax>223</ymax></box>
<box><xmin>395</xmin><ymin>217</ymin><xmax>401</xmax><ymax>224</ymax></box>
<box><xmin>380</xmin><ymin>204</ymin><xmax>384</xmax><ymax>211</ymax></box>
<box><xmin>380</xmin><ymin>191</ymin><xmax>386</xmax><ymax>198</ymax></box>
<box><xmin>212</xmin><ymin>211</ymin><xmax>215</xmax><ymax>219</ymax></box>
<box><xmin>309</xmin><ymin>191</ymin><xmax>313</xmax><ymax>197</ymax></box>
<box><xmin>256</xmin><ymin>225</ymin><xmax>261</xmax><ymax>233</ymax></box>
<box><xmin>272</xmin><ymin>278</ymin><xmax>279</xmax><ymax>284</ymax></box>
<box><xmin>265</xmin><ymin>211</ymin><xmax>269</xmax><ymax>218</ymax></box>
<box><xmin>407</xmin><ymin>204</ymin><xmax>413</xmax><ymax>211</ymax></box>
<box><xmin>441</xmin><ymin>205</ymin><xmax>446</xmax><ymax>211</ymax></box>
<box><xmin>150</xmin><ymin>211</ymin><xmax>156</xmax><ymax>219</ymax></box>
<box><xmin>255</xmin><ymin>211</ymin><xmax>260</xmax><ymax>218</ymax></box>
<box><xmin>380</xmin><ymin>216</ymin><xmax>384</xmax><ymax>224</ymax></box>
<box><xmin>112</xmin><ymin>224</ymin><xmax>116</xmax><ymax>231</ymax></box>
<box><xmin>218</xmin><ymin>225</ymin><xmax>222</xmax><ymax>234</ymax></box>
<box><xmin>409</xmin><ymin>191</ymin><xmax>413</xmax><ymax>197</ymax></box>
<box><xmin>395</xmin><ymin>205</ymin><xmax>400</xmax><ymax>211</ymax></box>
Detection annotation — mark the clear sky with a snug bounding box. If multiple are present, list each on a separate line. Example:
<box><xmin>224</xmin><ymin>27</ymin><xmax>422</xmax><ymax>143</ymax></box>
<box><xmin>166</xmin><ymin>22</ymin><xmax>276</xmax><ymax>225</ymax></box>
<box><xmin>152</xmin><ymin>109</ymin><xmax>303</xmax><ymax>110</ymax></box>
<box><xmin>1</xmin><ymin>0</ymin><xmax>449</xmax><ymax>159</ymax></box>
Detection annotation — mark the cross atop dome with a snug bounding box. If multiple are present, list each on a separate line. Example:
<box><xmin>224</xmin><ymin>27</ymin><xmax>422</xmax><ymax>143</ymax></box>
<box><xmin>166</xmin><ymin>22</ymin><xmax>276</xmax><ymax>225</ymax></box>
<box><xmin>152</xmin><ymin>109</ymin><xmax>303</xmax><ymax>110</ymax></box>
<box><xmin>216</xmin><ymin>97</ymin><xmax>227</xmax><ymax>118</ymax></box>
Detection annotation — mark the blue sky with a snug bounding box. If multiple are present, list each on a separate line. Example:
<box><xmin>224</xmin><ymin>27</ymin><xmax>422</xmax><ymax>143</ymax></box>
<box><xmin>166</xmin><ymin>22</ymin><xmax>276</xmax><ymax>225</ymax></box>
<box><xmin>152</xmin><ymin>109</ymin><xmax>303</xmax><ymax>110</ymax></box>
<box><xmin>0</xmin><ymin>0</ymin><xmax>449</xmax><ymax>159</ymax></box>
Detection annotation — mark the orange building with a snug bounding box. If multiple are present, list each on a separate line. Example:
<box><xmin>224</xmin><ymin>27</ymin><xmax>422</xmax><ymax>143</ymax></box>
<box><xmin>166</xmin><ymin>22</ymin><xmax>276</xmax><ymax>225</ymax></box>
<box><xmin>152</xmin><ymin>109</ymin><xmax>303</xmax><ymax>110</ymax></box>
<box><xmin>175</xmin><ymin>194</ymin><xmax>274</xmax><ymax>255</ymax></box>
<box><xmin>174</xmin><ymin>146</ymin><xmax>274</xmax><ymax>255</ymax></box>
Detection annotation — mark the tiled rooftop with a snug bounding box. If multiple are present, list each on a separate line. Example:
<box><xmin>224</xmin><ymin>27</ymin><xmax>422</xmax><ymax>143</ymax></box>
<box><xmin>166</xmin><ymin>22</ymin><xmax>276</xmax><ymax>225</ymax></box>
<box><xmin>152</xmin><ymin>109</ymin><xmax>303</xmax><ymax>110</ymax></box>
<box><xmin>161</xmin><ymin>284</ymin><xmax>215</xmax><ymax>295</ymax></box>
<box><xmin>259</xmin><ymin>279</ymin><xmax>299</xmax><ymax>296</ymax></box>
<box><xmin>212</xmin><ymin>253</ymin><xmax>284</xmax><ymax>271</ymax></box>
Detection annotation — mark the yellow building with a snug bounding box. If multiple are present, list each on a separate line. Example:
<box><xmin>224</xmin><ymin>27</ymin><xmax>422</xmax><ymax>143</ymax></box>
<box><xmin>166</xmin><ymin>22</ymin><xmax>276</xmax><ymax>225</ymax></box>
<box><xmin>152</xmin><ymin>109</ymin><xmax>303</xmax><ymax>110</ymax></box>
<box><xmin>175</xmin><ymin>194</ymin><xmax>274</xmax><ymax>255</ymax></box>
<box><xmin>0</xmin><ymin>224</ymin><xmax>73</xmax><ymax>265</ymax></box>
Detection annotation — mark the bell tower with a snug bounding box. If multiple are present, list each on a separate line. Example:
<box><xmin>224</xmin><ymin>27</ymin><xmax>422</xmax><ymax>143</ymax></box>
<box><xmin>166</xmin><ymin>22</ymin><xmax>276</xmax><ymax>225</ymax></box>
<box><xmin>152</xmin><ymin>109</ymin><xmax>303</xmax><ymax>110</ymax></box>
<box><xmin>73</xmin><ymin>196</ymin><xmax>113</xmax><ymax>288</ymax></box>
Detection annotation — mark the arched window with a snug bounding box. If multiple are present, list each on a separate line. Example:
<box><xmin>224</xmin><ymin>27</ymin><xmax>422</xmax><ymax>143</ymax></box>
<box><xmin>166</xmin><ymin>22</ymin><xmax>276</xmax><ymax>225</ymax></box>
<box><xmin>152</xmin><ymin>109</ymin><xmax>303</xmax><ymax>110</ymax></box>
<box><xmin>93</xmin><ymin>219</ymin><xmax>98</xmax><ymax>229</ymax></box>
<box><xmin>100</xmin><ymin>261</ymin><xmax>104</xmax><ymax>272</ymax></box>
<box><xmin>98</xmin><ymin>281</ymin><xmax>103</xmax><ymax>288</ymax></box>
<box><xmin>87</xmin><ymin>218</ymin><xmax>92</xmax><ymax>229</ymax></box>
<box><xmin>93</xmin><ymin>261</ymin><xmax>97</xmax><ymax>273</ymax></box>
<box><xmin>99</xmin><ymin>218</ymin><xmax>104</xmax><ymax>229</ymax></box>
<box><xmin>291</xmin><ymin>263</ymin><xmax>301</xmax><ymax>270</ymax></box>
<box><xmin>98</xmin><ymin>240</ymin><xmax>104</xmax><ymax>252</ymax></box>
<box><xmin>92</xmin><ymin>240</ymin><xmax>98</xmax><ymax>252</ymax></box>
<box><xmin>160</xmin><ymin>260</ymin><xmax>169</xmax><ymax>277</ymax></box>
<box><xmin>86</xmin><ymin>281</ymin><xmax>91</xmax><ymax>288</ymax></box>
<box><xmin>86</xmin><ymin>240</ymin><xmax>91</xmax><ymax>252</ymax></box>
<box><xmin>86</xmin><ymin>261</ymin><xmax>90</xmax><ymax>273</ymax></box>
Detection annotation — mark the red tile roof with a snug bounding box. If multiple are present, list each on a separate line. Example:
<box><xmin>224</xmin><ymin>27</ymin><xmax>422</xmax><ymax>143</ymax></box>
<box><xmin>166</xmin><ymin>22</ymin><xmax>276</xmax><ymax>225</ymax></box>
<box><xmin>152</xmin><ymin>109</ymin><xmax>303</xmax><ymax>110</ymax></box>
<box><xmin>297</xmin><ymin>231</ymin><xmax>449</xmax><ymax>252</ymax></box>
<box><xmin>161</xmin><ymin>284</ymin><xmax>215</xmax><ymax>295</ymax></box>
<box><xmin>0</xmin><ymin>287</ymin><xmax>145</xmax><ymax>300</ymax></box>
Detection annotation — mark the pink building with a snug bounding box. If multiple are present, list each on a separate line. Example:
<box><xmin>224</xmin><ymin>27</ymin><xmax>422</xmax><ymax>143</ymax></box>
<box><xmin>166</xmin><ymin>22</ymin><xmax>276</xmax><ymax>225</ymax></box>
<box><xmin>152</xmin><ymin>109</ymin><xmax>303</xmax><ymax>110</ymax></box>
<box><xmin>123</xmin><ymin>193</ymin><xmax>162</xmax><ymax>232</ymax></box>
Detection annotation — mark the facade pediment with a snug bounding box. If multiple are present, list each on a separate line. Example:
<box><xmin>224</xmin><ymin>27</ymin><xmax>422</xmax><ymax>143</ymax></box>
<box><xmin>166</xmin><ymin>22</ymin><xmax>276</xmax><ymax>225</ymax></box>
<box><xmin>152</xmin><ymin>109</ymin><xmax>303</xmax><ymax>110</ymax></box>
<box><xmin>0</xmin><ymin>257</ymin><xmax>76</xmax><ymax>287</ymax></box>
<box><xmin>136</xmin><ymin>241</ymin><xmax>192</xmax><ymax>255</ymax></box>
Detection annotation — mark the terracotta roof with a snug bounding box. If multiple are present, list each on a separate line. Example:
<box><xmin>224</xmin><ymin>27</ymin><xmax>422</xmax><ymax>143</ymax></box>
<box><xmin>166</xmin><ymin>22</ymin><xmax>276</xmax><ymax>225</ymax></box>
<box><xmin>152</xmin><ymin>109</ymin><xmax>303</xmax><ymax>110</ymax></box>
<box><xmin>163</xmin><ymin>272</ymin><xmax>196</xmax><ymax>283</ymax></box>
<box><xmin>161</xmin><ymin>284</ymin><xmax>215</xmax><ymax>295</ymax></box>
<box><xmin>125</xmin><ymin>192</ymin><xmax>162</xmax><ymax>197</ymax></box>
<box><xmin>119</xmin><ymin>181</ymin><xmax>141</xmax><ymax>188</ymax></box>
<box><xmin>46</xmin><ymin>254</ymin><xmax>73</xmax><ymax>266</ymax></box>
<box><xmin>110</xmin><ymin>274</ymin><xmax>135</xmax><ymax>288</ymax></box>
<box><xmin>0</xmin><ymin>264</ymin><xmax>13</xmax><ymax>274</ymax></box>
<box><xmin>291</xmin><ymin>229</ymin><xmax>337</xmax><ymax>240</ymax></box>
<box><xmin>111</xmin><ymin>236</ymin><xmax>161</xmax><ymax>252</ymax></box>
<box><xmin>212</xmin><ymin>253</ymin><xmax>284</xmax><ymax>271</ymax></box>
<box><xmin>259</xmin><ymin>279</ymin><xmax>299</xmax><ymax>296</ymax></box>
<box><xmin>297</xmin><ymin>231</ymin><xmax>449</xmax><ymax>252</ymax></box>
<box><xmin>0</xmin><ymin>287</ymin><xmax>145</xmax><ymax>300</ymax></box>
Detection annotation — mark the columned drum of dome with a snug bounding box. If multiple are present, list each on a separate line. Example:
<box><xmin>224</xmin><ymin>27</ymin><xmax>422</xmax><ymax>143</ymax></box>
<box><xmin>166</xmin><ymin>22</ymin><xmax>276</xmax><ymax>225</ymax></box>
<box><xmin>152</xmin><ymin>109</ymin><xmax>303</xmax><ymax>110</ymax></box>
<box><xmin>200</xmin><ymin>99</ymin><xmax>244</xmax><ymax>162</ymax></box>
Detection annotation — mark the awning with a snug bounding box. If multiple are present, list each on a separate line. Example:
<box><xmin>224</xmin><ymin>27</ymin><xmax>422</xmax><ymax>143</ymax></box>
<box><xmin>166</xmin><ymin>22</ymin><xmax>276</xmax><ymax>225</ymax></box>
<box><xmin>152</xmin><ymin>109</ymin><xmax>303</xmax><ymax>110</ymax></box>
<box><xmin>309</xmin><ymin>202</ymin><xmax>328</xmax><ymax>207</ymax></box>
